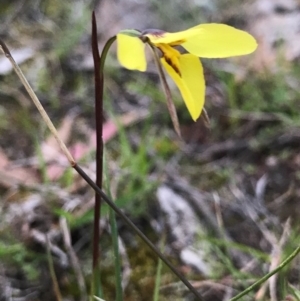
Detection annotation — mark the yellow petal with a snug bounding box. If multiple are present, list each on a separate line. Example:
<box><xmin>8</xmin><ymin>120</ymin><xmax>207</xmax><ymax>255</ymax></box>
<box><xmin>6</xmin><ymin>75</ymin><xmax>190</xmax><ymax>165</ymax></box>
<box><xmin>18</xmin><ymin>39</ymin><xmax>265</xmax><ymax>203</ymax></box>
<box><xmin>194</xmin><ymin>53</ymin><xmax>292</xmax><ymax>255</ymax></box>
<box><xmin>116</xmin><ymin>34</ymin><xmax>147</xmax><ymax>71</ymax></box>
<box><xmin>182</xmin><ymin>24</ymin><xmax>257</xmax><ymax>58</ymax></box>
<box><xmin>161</xmin><ymin>54</ymin><xmax>205</xmax><ymax>121</ymax></box>
<box><xmin>145</xmin><ymin>28</ymin><xmax>202</xmax><ymax>46</ymax></box>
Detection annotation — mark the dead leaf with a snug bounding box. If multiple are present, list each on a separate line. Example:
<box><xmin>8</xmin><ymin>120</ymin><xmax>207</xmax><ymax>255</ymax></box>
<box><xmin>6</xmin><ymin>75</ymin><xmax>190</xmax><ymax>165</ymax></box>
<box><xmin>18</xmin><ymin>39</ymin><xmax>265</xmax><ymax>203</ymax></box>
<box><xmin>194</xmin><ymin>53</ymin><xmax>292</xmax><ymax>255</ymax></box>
<box><xmin>0</xmin><ymin>148</ymin><xmax>38</xmax><ymax>187</ymax></box>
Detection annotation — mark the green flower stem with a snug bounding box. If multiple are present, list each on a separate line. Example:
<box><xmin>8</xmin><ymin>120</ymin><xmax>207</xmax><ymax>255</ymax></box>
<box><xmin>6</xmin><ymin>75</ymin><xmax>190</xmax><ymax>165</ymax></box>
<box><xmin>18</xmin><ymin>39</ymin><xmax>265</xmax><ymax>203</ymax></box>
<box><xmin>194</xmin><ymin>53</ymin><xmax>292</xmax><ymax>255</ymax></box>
<box><xmin>230</xmin><ymin>244</ymin><xmax>300</xmax><ymax>301</ymax></box>
<box><xmin>153</xmin><ymin>234</ymin><xmax>165</xmax><ymax>301</ymax></box>
<box><xmin>109</xmin><ymin>209</ymin><xmax>123</xmax><ymax>301</ymax></box>
<box><xmin>104</xmin><ymin>154</ymin><xmax>123</xmax><ymax>301</ymax></box>
<box><xmin>99</xmin><ymin>36</ymin><xmax>116</xmax><ymax>72</ymax></box>
<box><xmin>153</xmin><ymin>257</ymin><xmax>163</xmax><ymax>301</ymax></box>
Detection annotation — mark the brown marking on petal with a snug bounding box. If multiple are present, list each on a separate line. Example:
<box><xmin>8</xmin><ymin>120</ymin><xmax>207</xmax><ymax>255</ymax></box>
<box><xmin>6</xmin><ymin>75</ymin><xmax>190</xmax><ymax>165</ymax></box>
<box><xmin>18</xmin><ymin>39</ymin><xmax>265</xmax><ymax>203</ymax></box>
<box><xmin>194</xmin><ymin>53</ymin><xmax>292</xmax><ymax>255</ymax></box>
<box><xmin>157</xmin><ymin>44</ymin><xmax>182</xmax><ymax>77</ymax></box>
<box><xmin>164</xmin><ymin>56</ymin><xmax>181</xmax><ymax>77</ymax></box>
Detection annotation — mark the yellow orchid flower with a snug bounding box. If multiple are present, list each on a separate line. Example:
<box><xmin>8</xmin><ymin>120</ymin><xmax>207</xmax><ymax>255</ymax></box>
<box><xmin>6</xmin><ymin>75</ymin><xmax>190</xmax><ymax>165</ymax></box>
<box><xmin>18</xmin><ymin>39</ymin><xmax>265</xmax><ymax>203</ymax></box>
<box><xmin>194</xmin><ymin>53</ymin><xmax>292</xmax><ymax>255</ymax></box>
<box><xmin>116</xmin><ymin>24</ymin><xmax>257</xmax><ymax>121</ymax></box>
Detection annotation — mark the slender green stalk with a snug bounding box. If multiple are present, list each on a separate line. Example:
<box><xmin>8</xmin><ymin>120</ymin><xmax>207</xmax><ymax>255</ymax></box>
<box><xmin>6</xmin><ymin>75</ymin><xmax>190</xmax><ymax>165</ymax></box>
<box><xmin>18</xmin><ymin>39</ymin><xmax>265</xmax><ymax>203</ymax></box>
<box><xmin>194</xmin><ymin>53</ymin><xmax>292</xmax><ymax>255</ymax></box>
<box><xmin>153</xmin><ymin>234</ymin><xmax>165</xmax><ymax>301</ymax></box>
<box><xmin>153</xmin><ymin>258</ymin><xmax>163</xmax><ymax>301</ymax></box>
<box><xmin>230</xmin><ymin>244</ymin><xmax>300</xmax><ymax>301</ymax></box>
<box><xmin>104</xmin><ymin>153</ymin><xmax>123</xmax><ymax>301</ymax></box>
<box><xmin>109</xmin><ymin>209</ymin><xmax>123</xmax><ymax>300</ymax></box>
